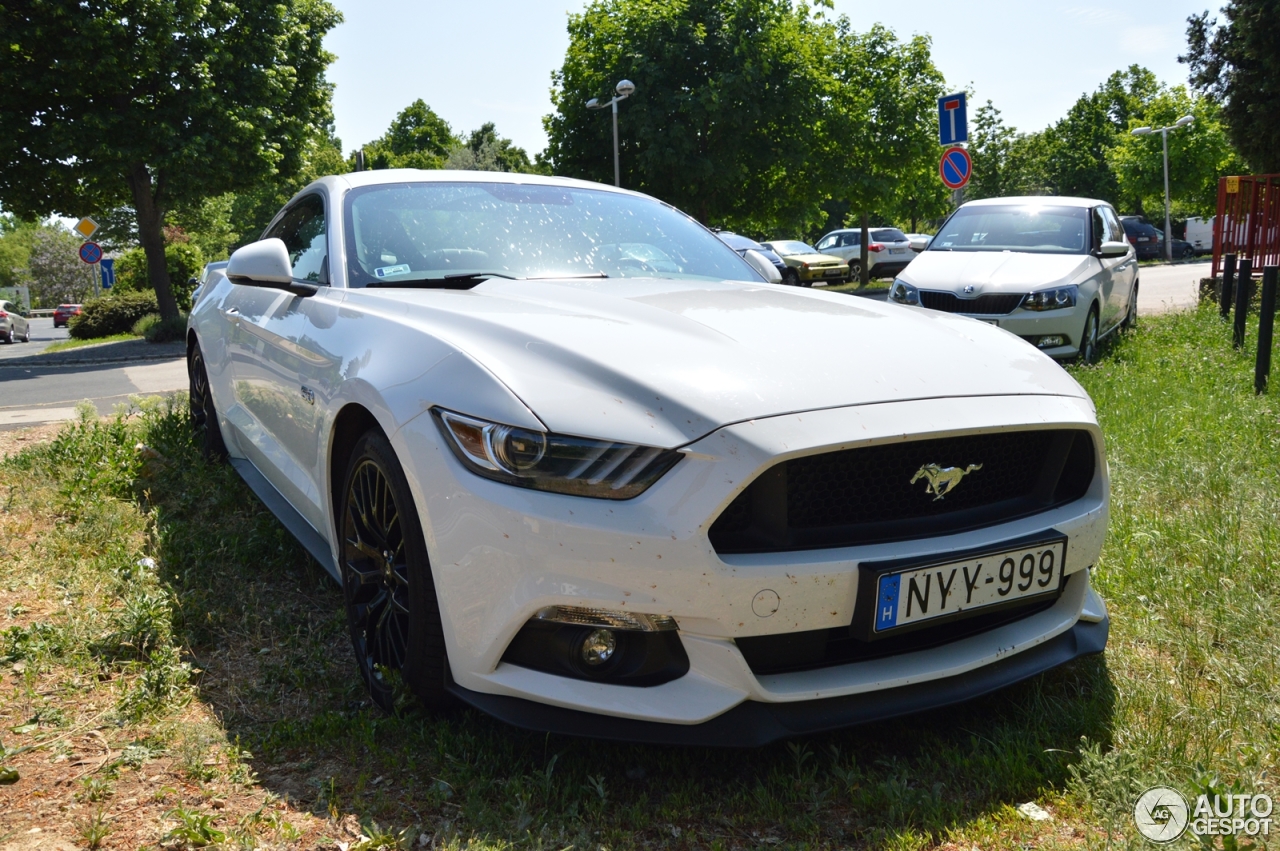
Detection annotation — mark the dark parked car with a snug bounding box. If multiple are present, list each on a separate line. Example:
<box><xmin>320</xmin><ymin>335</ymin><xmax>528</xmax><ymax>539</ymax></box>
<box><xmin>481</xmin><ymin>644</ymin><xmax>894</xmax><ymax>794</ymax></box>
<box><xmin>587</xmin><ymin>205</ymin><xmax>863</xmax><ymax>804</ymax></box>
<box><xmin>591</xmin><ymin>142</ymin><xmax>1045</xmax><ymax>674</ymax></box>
<box><xmin>53</xmin><ymin>303</ymin><xmax>83</xmax><ymax>328</ymax></box>
<box><xmin>1120</xmin><ymin>217</ymin><xmax>1164</xmax><ymax>260</ymax></box>
<box><xmin>1168</xmin><ymin>238</ymin><xmax>1197</xmax><ymax>259</ymax></box>
<box><xmin>715</xmin><ymin>232</ymin><xmax>789</xmax><ymax>282</ymax></box>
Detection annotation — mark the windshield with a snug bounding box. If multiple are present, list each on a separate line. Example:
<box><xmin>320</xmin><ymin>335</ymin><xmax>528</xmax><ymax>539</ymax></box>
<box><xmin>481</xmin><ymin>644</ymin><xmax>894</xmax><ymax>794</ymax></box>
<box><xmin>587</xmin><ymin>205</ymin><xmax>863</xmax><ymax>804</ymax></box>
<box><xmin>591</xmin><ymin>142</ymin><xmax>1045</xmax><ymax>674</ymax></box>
<box><xmin>343</xmin><ymin>182</ymin><xmax>757</xmax><ymax>286</ymax></box>
<box><xmin>930</xmin><ymin>205</ymin><xmax>1089</xmax><ymax>254</ymax></box>
<box><xmin>768</xmin><ymin>241</ymin><xmax>818</xmax><ymax>255</ymax></box>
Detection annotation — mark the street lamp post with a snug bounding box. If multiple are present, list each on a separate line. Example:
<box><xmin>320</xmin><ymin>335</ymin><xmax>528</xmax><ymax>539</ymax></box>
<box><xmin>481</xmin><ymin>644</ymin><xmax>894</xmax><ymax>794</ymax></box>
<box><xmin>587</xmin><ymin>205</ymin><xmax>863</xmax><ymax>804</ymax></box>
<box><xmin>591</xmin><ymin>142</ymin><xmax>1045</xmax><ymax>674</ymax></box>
<box><xmin>1131</xmin><ymin>115</ymin><xmax>1195</xmax><ymax>261</ymax></box>
<box><xmin>586</xmin><ymin>80</ymin><xmax>636</xmax><ymax>188</ymax></box>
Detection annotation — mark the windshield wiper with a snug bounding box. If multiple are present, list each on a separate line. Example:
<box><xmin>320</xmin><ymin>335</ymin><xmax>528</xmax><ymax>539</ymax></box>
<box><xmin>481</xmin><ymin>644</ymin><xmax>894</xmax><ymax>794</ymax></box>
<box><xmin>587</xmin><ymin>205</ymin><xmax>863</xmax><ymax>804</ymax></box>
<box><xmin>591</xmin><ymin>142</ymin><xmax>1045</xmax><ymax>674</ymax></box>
<box><xmin>527</xmin><ymin>272</ymin><xmax>610</xmax><ymax>279</ymax></box>
<box><xmin>365</xmin><ymin>271</ymin><xmax>520</xmax><ymax>290</ymax></box>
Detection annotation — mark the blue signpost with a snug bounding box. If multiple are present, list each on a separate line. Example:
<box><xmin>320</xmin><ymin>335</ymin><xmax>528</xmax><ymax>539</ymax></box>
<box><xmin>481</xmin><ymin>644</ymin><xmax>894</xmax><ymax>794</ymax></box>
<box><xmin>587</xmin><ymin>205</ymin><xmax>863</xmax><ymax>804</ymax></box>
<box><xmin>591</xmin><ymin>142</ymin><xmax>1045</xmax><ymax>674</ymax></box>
<box><xmin>100</xmin><ymin>257</ymin><xmax>115</xmax><ymax>289</ymax></box>
<box><xmin>938</xmin><ymin>92</ymin><xmax>968</xmax><ymax>145</ymax></box>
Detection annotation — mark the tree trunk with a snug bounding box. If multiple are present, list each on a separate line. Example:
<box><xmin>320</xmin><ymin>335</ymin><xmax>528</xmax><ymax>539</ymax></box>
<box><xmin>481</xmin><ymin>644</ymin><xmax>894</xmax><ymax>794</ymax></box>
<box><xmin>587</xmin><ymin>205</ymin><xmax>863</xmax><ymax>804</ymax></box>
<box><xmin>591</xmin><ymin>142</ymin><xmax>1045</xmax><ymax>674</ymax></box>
<box><xmin>125</xmin><ymin>162</ymin><xmax>180</xmax><ymax>320</ymax></box>
<box><xmin>859</xmin><ymin>212</ymin><xmax>870</xmax><ymax>287</ymax></box>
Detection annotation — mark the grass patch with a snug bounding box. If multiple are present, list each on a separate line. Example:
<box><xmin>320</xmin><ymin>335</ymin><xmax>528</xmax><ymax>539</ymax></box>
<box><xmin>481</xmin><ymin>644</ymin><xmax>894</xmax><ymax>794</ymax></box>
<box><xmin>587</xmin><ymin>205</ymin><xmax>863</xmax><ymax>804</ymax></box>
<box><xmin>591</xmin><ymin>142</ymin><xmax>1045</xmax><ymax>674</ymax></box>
<box><xmin>0</xmin><ymin>304</ymin><xmax>1274</xmax><ymax>848</ymax></box>
<box><xmin>43</xmin><ymin>332</ymin><xmax>140</xmax><ymax>353</ymax></box>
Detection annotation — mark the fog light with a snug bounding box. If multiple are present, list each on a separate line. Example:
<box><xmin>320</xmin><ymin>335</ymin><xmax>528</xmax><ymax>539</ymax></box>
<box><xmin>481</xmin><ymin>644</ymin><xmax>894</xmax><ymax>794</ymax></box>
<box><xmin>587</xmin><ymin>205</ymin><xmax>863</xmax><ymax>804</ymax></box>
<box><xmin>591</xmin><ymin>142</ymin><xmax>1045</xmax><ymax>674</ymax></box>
<box><xmin>1037</xmin><ymin>335</ymin><xmax>1065</xmax><ymax>348</ymax></box>
<box><xmin>580</xmin><ymin>629</ymin><xmax>617</xmax><ymax>666</ymax></box>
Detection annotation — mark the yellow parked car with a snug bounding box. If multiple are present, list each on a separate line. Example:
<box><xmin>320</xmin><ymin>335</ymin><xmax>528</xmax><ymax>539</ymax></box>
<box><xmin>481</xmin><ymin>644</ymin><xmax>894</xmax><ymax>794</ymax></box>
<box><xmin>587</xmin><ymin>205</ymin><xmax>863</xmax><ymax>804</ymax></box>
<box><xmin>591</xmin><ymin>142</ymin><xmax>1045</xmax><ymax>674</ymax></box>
<box><xmin>760</xmin><ymin>240</ymin><xmax>850</xmax><ymax>286</ymax></box>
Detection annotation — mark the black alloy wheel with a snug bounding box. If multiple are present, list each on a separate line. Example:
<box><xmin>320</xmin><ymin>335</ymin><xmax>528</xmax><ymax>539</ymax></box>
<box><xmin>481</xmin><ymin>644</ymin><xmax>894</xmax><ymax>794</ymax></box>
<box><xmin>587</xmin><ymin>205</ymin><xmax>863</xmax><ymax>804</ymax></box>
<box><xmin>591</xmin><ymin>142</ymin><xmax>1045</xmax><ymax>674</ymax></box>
<box><xmin>188</xmin><ymin>343</ymin><xmax>228</xmax><ymax>462</ymax></box>
<box><xmin>339</xmin><ymin>430</ymin><xmax>450</xmax><ymax>713</ymax></box>
<box><xmin>1078</xmin><ymin>306</ymin><xmax>1100</xmax><ymax>364</ymax></box>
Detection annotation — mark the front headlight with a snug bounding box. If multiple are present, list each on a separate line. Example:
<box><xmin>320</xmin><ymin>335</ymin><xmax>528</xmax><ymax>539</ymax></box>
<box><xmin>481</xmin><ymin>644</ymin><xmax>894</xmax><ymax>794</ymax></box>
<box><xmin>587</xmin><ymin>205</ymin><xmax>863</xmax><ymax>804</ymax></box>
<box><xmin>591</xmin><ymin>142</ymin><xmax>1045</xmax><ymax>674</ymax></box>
<box><xmin>889</xmin><ymin>279</ymin><xmax>920</xmax><ymax>305</ymax></box>
<box><xmin>1022</xmin><ymin>285</ymin><xmax>1078</xmax><ymax>311</ymax></box>
<box><xmin>433</xmin><ymin>409</ymin><xmax>681</xmax><ymax>499</ymax></box>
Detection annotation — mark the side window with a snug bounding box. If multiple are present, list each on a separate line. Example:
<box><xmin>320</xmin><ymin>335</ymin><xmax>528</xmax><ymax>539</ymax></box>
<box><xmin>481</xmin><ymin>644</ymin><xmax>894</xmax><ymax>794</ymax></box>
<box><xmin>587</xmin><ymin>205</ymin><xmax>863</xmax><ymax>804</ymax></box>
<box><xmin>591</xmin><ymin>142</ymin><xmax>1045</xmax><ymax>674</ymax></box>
<box><xmin>816</xmin><ymin>236</ymin><xmax>836</xmax><ymax>250</ymax></box>
<box><xmin>264</xmin><ymin>195</ymin><xmax>328</xmax><ymax>283</ymax></box>
<box><xmin>843</xmin><ymin>233</ymin><xmax>860</xmax><ymax>247</ymax></box>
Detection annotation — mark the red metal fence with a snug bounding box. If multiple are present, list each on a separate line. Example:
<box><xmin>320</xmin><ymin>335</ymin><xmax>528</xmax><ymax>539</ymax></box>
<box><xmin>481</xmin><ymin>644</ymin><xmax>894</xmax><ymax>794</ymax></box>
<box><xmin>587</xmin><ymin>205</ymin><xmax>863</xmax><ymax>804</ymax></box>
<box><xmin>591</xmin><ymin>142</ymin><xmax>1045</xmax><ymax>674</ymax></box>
<box><xmin>1213</xmin><ymin>174</ymin><xmax>1280</xmax><ymax>277</ymax></box>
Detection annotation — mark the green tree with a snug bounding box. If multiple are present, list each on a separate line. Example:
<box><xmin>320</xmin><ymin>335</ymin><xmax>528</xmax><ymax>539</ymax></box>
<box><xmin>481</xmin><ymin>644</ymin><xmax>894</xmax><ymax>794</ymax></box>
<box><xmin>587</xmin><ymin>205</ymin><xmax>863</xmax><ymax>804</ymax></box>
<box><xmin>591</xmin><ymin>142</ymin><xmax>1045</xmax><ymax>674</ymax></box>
<box><xmin>967</xmin><ymin>101</ymin><xmax>1019</xmax><ymax>200</ymax></box>
<box><xmin>229</xmin><ymin>130</ymin><xmax>348</xmax><ymax>249</ymax></box>
<box><xmin>828</xmin><ymin>25</ymin><xmax>945</xmax><ymax>283</ymax></box>
<box><xmin>1182</xmin><ymin>2</ymin><xmax>1280</xmax><ymax>172</ymax></box>
<box><xmin>1108</xmin><ymin>88</ymin><xmax>1244</xmax><ymax>219</ymax></box>
<box><xmin>0</xmin><ymin>0</ymin><xmax>342</xmax><ymax>320</ymax></box>
<box><xmin>1040</xmin><ymin>93</ymin><xmax>1122</xmax><ymax>205</ymax></box>
<box><xmin>444</xmin><ymin>123</ymin><xmax>543</xmax><ymax>173</ymax></box>
<box><xmin>544</xmin><ymin>0</ymin><xmax>837</xmax><ymax>233</ymax></box>
<box><xmin>16</xmin><ymin>227</ymin><xmax>96</xmax><ymax>308</ymax></box>
<box><xmin>354</xmin><ymin>100</ymin><xmax>456</xmax><ymax>170</ymax></box>
<box><xmin>0</xmin><ymin>216</ymin><xmax>40</xmax><ymax>290</ymax></box>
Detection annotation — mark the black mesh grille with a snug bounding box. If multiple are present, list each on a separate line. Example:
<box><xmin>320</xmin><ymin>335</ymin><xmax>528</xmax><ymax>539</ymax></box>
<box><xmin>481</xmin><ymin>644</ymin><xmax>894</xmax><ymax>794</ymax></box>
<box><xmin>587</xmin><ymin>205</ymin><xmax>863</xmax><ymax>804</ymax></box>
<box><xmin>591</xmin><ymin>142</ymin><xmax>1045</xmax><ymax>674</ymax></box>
<box><xmin>709</xmin><ymin>430</ymin><xmax>1095</xmax><ymax>554</ymax></box>
<box><xmin>918</xmin><ymin>291</ymin><xmax>1025</xmax><ymax>315</ymax></box>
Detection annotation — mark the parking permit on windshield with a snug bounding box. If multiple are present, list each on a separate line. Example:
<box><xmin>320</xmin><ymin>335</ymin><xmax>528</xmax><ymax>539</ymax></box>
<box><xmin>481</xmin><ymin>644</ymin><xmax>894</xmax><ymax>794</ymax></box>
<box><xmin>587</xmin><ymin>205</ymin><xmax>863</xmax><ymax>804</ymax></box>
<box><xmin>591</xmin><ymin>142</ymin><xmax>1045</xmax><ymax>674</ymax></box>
<box><xmin>375</xmin><ymin>264</ymin><xmax>411</xmax><ymax>278</ymax></box>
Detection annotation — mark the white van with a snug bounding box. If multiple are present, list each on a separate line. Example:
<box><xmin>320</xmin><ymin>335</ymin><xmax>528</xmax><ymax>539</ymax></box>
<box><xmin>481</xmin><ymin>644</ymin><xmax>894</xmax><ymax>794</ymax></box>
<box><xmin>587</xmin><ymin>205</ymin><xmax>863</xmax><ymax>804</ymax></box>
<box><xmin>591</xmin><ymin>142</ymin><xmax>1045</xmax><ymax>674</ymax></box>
<box><xmin>1185</xmin><ymin>217</ymin><xmax>1214</xmax><ymax>255</ymax></box>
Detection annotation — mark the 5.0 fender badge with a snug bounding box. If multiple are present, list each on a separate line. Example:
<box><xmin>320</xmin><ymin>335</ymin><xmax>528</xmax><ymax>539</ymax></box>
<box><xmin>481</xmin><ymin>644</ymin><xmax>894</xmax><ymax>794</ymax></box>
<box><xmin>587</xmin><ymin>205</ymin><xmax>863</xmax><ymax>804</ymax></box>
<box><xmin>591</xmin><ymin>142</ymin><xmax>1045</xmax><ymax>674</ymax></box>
<box><xmin>910</xmin><ymin>463</ymin><xmax>982</xmax><ymax>500</ymax></box>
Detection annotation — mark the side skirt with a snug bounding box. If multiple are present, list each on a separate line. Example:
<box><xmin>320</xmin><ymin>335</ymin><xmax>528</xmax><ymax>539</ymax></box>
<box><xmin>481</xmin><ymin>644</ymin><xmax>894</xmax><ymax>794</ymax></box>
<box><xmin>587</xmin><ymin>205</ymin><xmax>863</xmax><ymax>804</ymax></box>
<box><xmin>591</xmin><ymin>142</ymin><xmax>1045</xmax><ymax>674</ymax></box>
<box><xmin>229</xmin><ymin>457</ymin><xmax>340</xmax><ymax>584</ymax></box>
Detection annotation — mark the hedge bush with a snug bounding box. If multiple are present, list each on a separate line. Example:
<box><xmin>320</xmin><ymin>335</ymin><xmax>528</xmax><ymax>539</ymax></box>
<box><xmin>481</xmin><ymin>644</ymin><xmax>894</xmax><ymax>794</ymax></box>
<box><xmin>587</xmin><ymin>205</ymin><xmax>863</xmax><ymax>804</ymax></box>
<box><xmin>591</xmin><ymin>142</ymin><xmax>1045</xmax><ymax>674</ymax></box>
<box><xmin>68</xmin><ymin>291</ymin><xmax>160</xmax><ymax>339</ymax></box>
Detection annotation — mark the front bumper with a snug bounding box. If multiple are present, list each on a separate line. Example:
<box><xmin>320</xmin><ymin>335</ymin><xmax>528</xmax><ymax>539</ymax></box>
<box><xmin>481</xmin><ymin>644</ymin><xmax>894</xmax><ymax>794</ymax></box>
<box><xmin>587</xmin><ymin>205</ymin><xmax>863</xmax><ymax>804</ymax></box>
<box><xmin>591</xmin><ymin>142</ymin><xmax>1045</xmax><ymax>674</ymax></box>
<box><xmin>447</xmin><ymin>606</ymin><xmax>1108</xmax><ymax>746</ymax></box>
<box><xmin>798</xmin><ymin>265</ymin><xmax>849</xmax><ymax>283</ymax></box>
<box><xmin>949</xmin><ymin>307</ymin><xmax>1087</xmax><ymax>360</ymax></box>
<box><xmin>392</xmin><ymin>393</ymin><xmax>1109</xmax><ymax>735</ymax></box>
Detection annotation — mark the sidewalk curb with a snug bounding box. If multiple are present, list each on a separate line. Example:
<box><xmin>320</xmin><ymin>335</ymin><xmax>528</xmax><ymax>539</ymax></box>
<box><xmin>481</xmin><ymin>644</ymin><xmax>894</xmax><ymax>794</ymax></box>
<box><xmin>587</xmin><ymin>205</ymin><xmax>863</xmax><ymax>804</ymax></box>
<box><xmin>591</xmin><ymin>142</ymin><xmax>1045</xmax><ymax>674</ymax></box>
<box><xmin>0</xmin><ymin>341</ymin><xmax>185</xmax><ymax>369</ymax></box>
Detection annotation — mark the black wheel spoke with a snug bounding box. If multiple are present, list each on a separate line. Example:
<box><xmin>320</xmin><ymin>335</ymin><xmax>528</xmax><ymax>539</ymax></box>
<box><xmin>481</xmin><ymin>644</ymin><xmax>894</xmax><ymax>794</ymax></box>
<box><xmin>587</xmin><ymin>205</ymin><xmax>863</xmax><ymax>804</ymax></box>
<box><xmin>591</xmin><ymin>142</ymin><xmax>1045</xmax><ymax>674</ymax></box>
<box><xmin>341</xmin><ymin>455</ymin><xmax>413</xmax><ymax>706</ymax></box>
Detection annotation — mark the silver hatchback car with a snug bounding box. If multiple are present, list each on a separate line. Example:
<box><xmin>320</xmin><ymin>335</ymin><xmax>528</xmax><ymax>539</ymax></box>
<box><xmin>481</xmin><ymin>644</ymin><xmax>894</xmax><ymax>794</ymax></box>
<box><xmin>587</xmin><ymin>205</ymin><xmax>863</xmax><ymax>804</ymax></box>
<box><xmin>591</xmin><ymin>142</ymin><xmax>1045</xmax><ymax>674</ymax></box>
<box><xmin>0</xmin><ymin>300</ymin><xmax>30</xmax><ymax>344</ymax></box>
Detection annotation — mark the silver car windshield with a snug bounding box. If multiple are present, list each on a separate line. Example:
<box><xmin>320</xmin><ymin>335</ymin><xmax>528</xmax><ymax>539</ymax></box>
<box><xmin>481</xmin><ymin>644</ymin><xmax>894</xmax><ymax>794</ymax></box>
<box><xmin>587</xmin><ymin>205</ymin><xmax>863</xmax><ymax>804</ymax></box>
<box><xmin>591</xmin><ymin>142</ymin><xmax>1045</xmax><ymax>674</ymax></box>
<box><xmin>343</xmin><ymin>182</ymin><xmax>758</xmax><ymax>287</ymax></box>
<box><xmin>930</xmin><ymin>205</ymin><xmax>1089</xmax><ymax>255</ymax></box>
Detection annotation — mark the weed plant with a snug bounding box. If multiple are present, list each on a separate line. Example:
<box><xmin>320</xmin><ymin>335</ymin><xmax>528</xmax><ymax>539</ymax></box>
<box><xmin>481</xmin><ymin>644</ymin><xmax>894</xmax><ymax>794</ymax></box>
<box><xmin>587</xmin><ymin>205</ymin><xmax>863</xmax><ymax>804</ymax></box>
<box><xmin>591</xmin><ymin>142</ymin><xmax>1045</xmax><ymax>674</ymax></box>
<box><xmin>0</xmin><ymin>305</ymin><xmax>1274</xmax><ymax>848</ymax></box>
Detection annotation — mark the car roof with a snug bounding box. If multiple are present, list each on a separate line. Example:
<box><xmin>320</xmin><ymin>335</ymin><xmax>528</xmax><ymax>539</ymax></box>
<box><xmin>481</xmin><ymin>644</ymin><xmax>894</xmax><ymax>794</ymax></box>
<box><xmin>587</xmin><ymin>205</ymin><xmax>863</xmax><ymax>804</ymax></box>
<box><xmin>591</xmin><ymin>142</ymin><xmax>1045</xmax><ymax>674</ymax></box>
<box><xmin>961</xmin><ymin>196</ymin><xmax>1108</xmax><ymax>209</ymax></box>
<box><xmin>306</xmin><ymin>168</ymin><xmax>639</xmax><ymax>199</ymax></box>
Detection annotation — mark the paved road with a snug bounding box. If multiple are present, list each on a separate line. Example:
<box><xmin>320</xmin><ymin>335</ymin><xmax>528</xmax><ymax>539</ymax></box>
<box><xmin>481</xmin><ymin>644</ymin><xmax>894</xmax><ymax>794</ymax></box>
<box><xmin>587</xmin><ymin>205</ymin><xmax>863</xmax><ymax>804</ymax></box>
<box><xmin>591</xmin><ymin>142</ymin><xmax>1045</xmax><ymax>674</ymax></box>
<box><xmin>0</xmin><ymin>358</ymin><xmax>188</xmax><ymax>431</ymax></box>
<box><xmin>0</xmin><ymin>317</ymin><xmax>70</xmax><ymax>360</ymax></box>
<box><xmin>1136</xmin><ymin>261</ymin><xmax>1210</xmax><ymax>315</ymax></box>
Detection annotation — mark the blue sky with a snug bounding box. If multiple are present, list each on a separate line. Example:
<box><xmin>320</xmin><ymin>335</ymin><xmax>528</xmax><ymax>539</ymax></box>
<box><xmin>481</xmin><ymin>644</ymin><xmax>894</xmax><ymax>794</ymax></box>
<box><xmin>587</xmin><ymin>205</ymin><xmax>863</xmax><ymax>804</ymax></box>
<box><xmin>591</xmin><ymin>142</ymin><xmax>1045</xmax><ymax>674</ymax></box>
<box><xmin>326</xmin><ymin>0</ymin><xmax>1216</xmax><ymax>158</ymax></box>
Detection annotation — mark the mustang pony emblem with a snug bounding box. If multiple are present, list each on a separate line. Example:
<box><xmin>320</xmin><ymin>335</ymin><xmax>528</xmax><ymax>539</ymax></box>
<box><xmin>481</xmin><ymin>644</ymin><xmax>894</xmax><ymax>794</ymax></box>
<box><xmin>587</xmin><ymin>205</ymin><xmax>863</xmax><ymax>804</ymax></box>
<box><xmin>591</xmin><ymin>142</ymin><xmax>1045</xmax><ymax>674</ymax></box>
<box><xmin>910</xmin><ymin>463</ymin><xmax>983</xmax><ymax>500</ymax></box>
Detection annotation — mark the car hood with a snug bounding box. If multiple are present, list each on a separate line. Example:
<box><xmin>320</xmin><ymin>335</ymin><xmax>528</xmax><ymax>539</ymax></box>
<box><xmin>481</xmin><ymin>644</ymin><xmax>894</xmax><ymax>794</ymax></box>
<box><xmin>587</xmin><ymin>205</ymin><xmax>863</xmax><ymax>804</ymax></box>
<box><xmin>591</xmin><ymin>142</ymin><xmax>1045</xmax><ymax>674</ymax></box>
<box><xmin>368</xmin><ymin>278</ymin><xmax>1088</xmax><ymax>447</ymax></box>
<box><xmin>898</xmin><ymin>251</ymin><xmax>1096</xmax><ymax>294</ymax></box>
<box><xmin>786</xmin><ymin>253</ymin><xmax>846</xmax><ymax>266</ymax></box>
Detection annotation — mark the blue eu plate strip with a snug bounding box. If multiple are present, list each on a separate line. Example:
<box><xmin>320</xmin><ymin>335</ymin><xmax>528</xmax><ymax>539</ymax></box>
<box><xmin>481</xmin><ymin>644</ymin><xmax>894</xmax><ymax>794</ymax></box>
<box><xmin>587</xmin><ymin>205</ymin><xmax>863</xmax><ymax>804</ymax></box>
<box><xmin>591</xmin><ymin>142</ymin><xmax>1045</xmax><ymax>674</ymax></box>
<box><xmin>876</xmin><ymin>574</ymin><xmax>900</xmax><ymax>631</ymax></box>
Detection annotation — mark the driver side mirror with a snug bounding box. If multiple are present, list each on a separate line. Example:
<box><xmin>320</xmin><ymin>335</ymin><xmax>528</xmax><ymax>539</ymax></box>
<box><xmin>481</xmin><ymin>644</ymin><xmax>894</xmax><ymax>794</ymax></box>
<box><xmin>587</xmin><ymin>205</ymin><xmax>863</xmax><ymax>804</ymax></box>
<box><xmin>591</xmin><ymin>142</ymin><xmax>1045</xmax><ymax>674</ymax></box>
<box><xmin>742</xmin><ymin>249</ymin><xmax>783</xmax><ymax>284</ymax></box>
<box><xmin>1098</xmin><ymin>241</ymin><xmax>1130</xmax><ymax>258</ymax></box>
<box><xmin>227</xmin><ymin>238</ymin><xmax>317</xmax><ymax>297</ymax></box>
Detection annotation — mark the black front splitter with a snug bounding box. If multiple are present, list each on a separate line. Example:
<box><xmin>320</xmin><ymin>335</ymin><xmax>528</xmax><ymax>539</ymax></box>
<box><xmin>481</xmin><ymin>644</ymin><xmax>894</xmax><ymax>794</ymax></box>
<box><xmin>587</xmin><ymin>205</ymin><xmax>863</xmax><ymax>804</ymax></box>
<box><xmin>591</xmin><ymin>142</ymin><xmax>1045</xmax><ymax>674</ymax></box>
<box><xmin>445</xmin><ymin>615</ymin><xmax>1108</xmax><ymax>748</ymax></box>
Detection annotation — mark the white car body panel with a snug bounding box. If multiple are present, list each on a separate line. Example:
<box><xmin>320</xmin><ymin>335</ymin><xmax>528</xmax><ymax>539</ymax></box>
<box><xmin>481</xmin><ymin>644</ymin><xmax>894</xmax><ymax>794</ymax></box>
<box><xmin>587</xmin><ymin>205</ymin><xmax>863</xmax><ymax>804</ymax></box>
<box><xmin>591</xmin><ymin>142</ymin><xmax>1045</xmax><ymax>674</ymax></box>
<box><xmin>189</xmin><ymin>171</ymin><xmax>1111</xmax><ymax>742</ymax></box>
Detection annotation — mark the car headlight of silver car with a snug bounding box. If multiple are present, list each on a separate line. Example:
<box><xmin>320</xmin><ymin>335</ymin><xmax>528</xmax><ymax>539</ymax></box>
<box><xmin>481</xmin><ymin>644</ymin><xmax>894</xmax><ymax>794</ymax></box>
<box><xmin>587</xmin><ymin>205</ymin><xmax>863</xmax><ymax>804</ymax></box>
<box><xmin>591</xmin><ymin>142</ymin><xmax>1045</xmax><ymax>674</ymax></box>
<box><xmin>1021</xmin><ymin>285</ymin><xmax>1078</xmax><ymax>311</ymax></box>
<box><xmin>889</xmin><ymin>279</ymin><xmax>920</xmax><ymax>305</ymax></box>
<box><xmin>433</xmin><ymin>409</ymin><xmax>682</xmax><ymax>499</ymax></box>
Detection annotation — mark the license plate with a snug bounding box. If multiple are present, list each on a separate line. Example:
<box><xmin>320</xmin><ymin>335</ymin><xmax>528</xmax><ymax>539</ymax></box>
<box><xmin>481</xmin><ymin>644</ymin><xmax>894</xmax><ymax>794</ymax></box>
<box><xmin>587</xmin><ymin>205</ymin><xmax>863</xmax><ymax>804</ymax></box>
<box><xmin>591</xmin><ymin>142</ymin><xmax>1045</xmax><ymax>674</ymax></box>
<box><xmin>889</xmin><ymin>248</ymin><xmax>905</xmax><ymax>255</ymax></box>
<box><xmin>871</xmin><ymin>539</ymin><xmax>1065</xmax><ymax>634</ymax></box>
<box><xmin>824</xmin><ymin>269</ymin><xmax>843</xmax><ymax>276</ymax></box>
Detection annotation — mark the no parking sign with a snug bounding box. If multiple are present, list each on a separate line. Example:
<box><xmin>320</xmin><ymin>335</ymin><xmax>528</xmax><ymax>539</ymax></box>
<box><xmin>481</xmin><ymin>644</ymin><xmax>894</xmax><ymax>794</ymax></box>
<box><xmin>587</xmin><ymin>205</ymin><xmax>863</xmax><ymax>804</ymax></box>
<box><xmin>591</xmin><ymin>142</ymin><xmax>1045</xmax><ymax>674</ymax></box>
<box><xmin>939</xmin><ymin>147</ymin><xmax>972</xmax><ymax>190</ymax></box>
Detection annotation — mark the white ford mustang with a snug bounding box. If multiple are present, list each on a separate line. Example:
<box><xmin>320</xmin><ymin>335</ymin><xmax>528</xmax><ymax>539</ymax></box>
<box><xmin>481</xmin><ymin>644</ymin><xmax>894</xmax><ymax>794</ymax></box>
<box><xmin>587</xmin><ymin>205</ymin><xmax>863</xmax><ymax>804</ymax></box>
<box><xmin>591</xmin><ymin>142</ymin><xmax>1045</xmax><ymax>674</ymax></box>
<box><xmin>187</xmin><ymin>170</ymin><xmax>1110</xmax><ymax>745</ymax></box>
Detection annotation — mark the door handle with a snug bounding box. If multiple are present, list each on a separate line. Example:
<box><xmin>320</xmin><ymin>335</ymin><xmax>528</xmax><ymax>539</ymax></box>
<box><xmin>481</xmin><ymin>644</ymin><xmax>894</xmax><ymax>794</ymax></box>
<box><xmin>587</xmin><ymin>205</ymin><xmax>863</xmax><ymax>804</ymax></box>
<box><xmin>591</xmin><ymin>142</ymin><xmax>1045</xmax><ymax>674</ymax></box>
<box><xmin>221</xmin><ymin>306</ymin><xmax>240</xmax><ymax>322</ymax></box>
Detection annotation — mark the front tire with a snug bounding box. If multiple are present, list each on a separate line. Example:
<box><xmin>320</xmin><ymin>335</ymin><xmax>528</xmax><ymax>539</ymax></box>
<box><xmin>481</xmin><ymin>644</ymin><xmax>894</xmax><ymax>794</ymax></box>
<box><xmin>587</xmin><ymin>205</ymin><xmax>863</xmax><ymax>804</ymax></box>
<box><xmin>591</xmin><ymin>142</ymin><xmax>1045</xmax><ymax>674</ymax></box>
<box><xmin>783</xmin><ymin>268</ymin><xmax>800</xmax><ymax>287</ymax></box>
<box><xmin>339</xmin><ymin>430</ymin><xmax>451</xmax><ymax>712</ymax></box>
<box><xmin>1078</xmin><ymin>306</ymin><xmax>1100</xmax><ymax>364</ymax></box>
<box><xmin>188</xmin><ymin>342</ymin><xmax>228</xmax><ymax>462</ymax></box>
